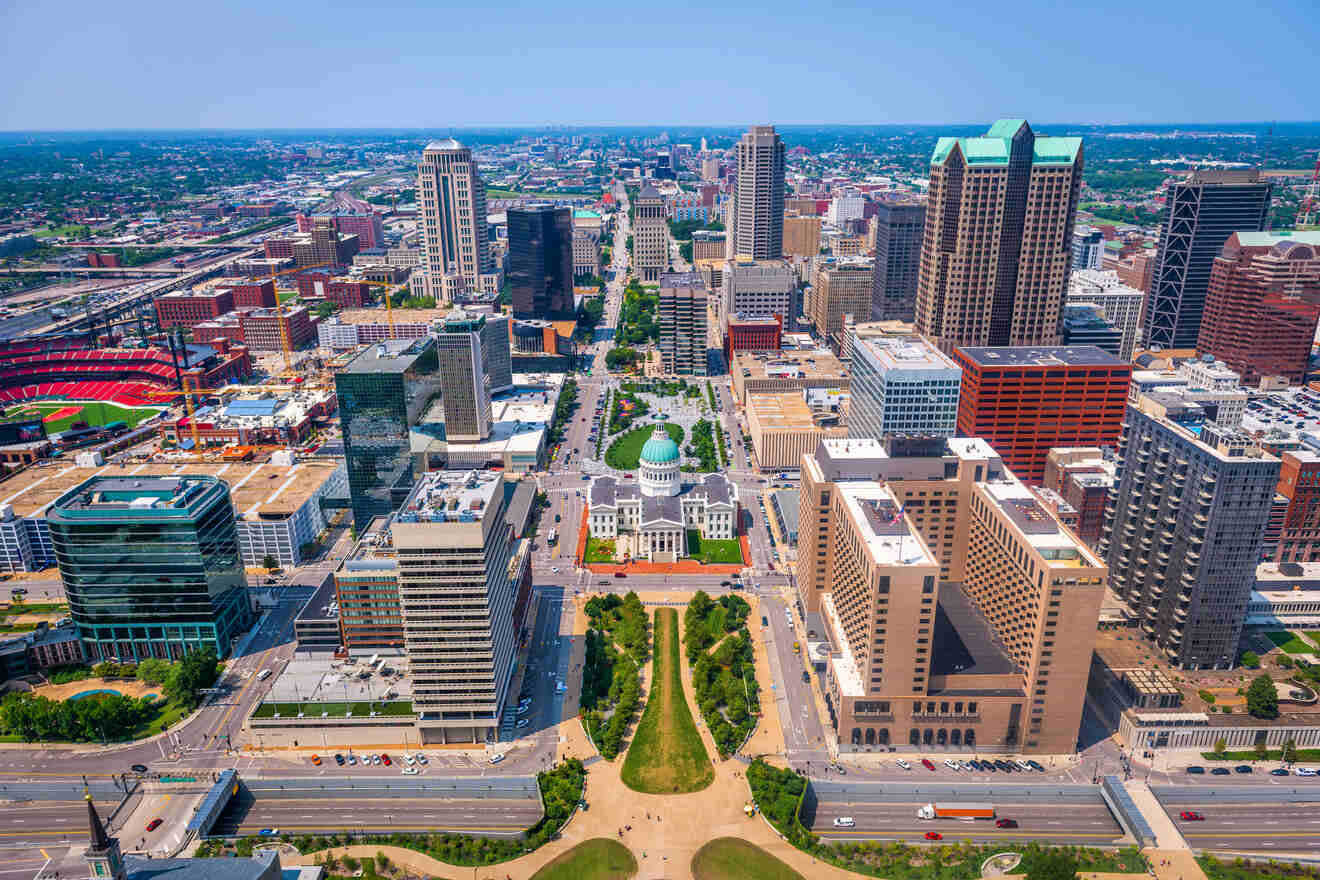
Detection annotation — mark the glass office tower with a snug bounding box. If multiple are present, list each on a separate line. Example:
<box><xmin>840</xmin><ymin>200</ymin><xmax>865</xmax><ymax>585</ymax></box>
<box><xmin>48</xmin><ymin>474</ymin><xmax>253</xmax><ymax>661</ymax></box>
<box><xmin>334</xmin><ymin>337</ymin><xmax>443</xmax><ymax>530</ymax></box>
<box><xmin>508</xmin><ymin>205</ymin><xmax>574</xmax><ymax>320</ymax></box>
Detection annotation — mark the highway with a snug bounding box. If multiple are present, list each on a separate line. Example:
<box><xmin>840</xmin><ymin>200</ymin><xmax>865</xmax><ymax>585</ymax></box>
<box><xmin>1156</xmin><ymin>785</ymin><xmax>1320</xmax><ymax>853</ymax></box>
<box><xmin>212</xmin><ymin>795</ymin><xmax>541</xmax><ymax>837</ymax></box>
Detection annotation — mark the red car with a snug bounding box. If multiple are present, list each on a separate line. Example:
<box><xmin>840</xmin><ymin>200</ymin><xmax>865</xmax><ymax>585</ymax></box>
<box><xmin>146</xmin><ymin>818</ymin><xmax>162</xmax><ymax>832</ymax></box>
<box><xmin>996</xmin><ymin>818</ymin><xmax>1018</xmax><ymax>829</ymax></box>
<box><xmin>381</xmin><ymin>754</ymin><xmax>391</xmax><ymax>766</ymax></box>
<box><xmin>921</xmin><ymin>758</ymin><xmax>936</xmax><ymax>771</ymax></box>
<box><xmin>924</xmin><ymin>831</ymin><xmax>943</xmax><ymax>840</ymax></box>
<box><xmin>1179</xmin><ymin>811</ymin><xmax>1205</xmax><ymax>821</ymax></box>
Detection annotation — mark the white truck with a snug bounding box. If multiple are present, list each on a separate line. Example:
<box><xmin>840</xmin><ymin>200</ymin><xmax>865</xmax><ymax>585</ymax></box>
<box><xmin>918</xmin><ymin>802</ymin><xmax>995</xmax><ymax>820</ymax></box>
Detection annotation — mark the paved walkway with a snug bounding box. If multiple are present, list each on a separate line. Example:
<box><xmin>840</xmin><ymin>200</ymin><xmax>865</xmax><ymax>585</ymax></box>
<box><xmin>1122</xmin><ymin>779</ymin><xmax>1208</xmax><ymax>880</ymax></box>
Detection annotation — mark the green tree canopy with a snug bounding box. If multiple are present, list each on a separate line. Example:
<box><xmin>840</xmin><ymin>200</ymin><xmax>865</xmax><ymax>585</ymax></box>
<box><xmin>1246</xmin><ymin>672</ymin><xmax>1280</xmax><ymax>719</ymax></box>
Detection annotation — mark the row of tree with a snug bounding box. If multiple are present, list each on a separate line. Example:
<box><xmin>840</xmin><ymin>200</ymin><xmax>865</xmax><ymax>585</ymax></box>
<box><xmin>685</xmin><ymin>592</ymin><xmax>758</xmax><ymax>757</ymax></box>
<box><xmin>582</xmin><ymin>593</ymin><xmax>650</xmax><ymax>759</ymax></box>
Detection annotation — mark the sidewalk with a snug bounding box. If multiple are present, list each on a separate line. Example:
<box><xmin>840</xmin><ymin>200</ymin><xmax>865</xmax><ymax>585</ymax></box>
<box><xmin>1123</xmin><ymin>778</ymin><xmax>1209</xmax><ymax>880</ymax></box>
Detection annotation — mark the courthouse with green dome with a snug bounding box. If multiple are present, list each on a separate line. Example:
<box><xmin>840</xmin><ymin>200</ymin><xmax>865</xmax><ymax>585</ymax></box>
<box><xmin>587</xmin><ymin>426</ymin><xmax>738</xmax><ymax>563</ymax></box>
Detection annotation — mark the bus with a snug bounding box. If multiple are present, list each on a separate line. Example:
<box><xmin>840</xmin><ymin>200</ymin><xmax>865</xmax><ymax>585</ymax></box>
<box><xmin>547</xmin><ymin>528</ymin><xmax>559</xmax><ymax>545</ymax></box>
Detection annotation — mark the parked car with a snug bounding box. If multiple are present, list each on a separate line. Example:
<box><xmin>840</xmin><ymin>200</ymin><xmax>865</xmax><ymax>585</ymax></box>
<box><xmin>310</xmin><ymin>755</ymin><xmax>321</xmax><ymax>766</ymax></box>
<box><xmin>896</xmin><ymin>759</ymin><xmax>911</xmax><ymax>770</ymax></box>
<box><xmin>334</xmin><ymin>753</ymin><xmax>345</xmax><ymax>765</ymax></box>
<box><xmin>1211</xmin><ymin>767</ymin><xmax>1231</xmax><ymax>776</ymax></box>
<box><xmin>381</xmin><ymin>754</ymin><xmax>391</xmax><ymax>766</ymax></box>
<box><xmin>259</xmin><ymin>828</ymin><xmax>279</xmax><ymax>836</ymax></box>
<box><xmin>347</xmin><ymin>754</ymin><xmax>357</xmax><ymax>766</ymax></box>
<box><xmin>921</xmin><ymin>758</ymin><xmax>935</xmax><ymax>771</ymax></box>
<box><xmin>517</xmin><ymin>718</ymin><xmax>530</xmax><ymax>729</ymax></box>
<box><xmin>801</xmin><ymin>670</ymin><xmax>810</xmax><ymax>683</ymax></box>
<box><xmin>489</xmin><ymin>753</ymin><xmax>506</xmax><ymax>764</ymax></box>
<box><xmin>401</xmin><ymin>767</ymin><xmax>419</xmax><ymax>775</ymax></box>
<box><xmin>1185</xmin><ymin>765</ymin><xmax>1206</xmax><ymax>774</ymax></box>
<box><xmin>995</xmin><ymin>818</ymin><xmax>1018</xmax><ymax>828</ymax></box>
<box><xmin>1271</xmin><ymin>768</ymin><xmax>1290</xmax><ymax>776</ymax></box>
<box><xmin>1027</xmin><ymin>760</ymin><xmax>1045</xmax><ymax>772</ymax></box>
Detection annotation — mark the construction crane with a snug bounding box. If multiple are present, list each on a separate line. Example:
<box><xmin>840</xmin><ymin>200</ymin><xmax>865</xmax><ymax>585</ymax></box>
<box><xmin>145</xmin><ymin>376</ymin><xmax>204</xmax><ymax>459</ymax></box>
<box><xmin>1300</xmin><ymin>157</ymin><xmax>1320</xmax><ymax>228</ymax></box>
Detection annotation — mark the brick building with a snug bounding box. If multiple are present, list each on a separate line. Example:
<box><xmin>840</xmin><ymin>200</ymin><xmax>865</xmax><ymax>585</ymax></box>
<box><xmin>193</xmin><ymin>307</ymin><xmax>315</xmax><ymax>351</ymax></box>
<box><xmin>953</xmin><ymin>346</ymin><xmax>1131</xmax><ymax>485</ymax></box>
<box><xmin>295</xmin><ymin>272</ymin><xmax>372</xmax><ymax>308</ymax></box>
<box><xmin>1270</xmin><ymin>450</ymin><xmax>1320</xmax><ymax>564</ymax></box>
<box><xmin>226</xmin><ymin>279</ymin><xmax>278</xmax><ymax>309</ymax></box>
<box><xmin>155</xmin><ymin>289</ymin><xmax>235</xmax><ymax>329</ymax></box>
<box><xmin>264</xmin><ymin>219</ymin><xmax>359</xmax><ymax>269</ymax></box>
<box><xmin>1041</xmin><ymin>447</ymin><xmax>1115</xmax><ymax>548</ymax></box>
<box><xmin>724</xmin><ymin>313</ymin><xmax>782</xmax><ymax>364</ymax></box>
<box><xmin>297</xmin><ymin>211</ymin><xmax>385</xmax><ymax>250</ymax></box>
<box><xmin>1197</xmin><ymin>231</ymin><xmax>1320</xmax><ymax>386</ymax></box>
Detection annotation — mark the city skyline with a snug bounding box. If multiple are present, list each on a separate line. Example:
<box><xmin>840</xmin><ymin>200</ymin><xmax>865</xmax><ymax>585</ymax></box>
<box><xmin>3</xmin><ymin>0</ymin><xmax>1318</xmax><ymax>130</ymax></box>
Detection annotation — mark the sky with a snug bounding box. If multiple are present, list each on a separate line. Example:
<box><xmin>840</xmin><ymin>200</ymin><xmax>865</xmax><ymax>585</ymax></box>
<box><xmin>3</xmin><ymin>0</ymin><xmax>1318</xmax><ymax>130</ymax></box>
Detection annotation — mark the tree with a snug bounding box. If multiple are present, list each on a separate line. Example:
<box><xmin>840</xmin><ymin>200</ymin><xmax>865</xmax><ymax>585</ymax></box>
<box><xmin>1254</xmin><ymin>739</ymin><xmax>1269</xmax><ymax>759</ymax></box>
<box><xmin>1023</xmin><ymin>850</ymin><xmax>1078</xmax><ymax>880</ymax></box>
<box><xmin>1246</xmin><ymin>672</ymin><xmax>1280</xmax><ymax>719</ymax></box>
<box><xmin>313</xmin><ymin>301</ymin><xmax>337</xmax><ymax>320</ymax></box>
<box><xmin>165</xmin><ymin>647</ymin><xmax>220</xmax><ymax>710</ymax></box>
<box><xmin>1240</xmin><ymin>650</ymin><xmax>1260</xmax><ymax>669</ymax></box>
<box><xmin>262</xmin><ymin>554</ymin><xmax>278</xmax><ymax>571</ymax></box>
<box><xmin>1213</xmin><ymin>737</ymin><xmax>1227</xmax><ymax>755</ymax></box>
<box><xmin>1283</xmin><ymin>738</ymin><xmax>1298</xmax><ymax>763</ymax></box>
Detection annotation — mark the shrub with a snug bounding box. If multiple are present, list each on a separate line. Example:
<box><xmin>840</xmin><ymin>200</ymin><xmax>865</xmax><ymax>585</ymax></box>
<box><xmin>1198</xmin><ymin>689</ymin><xmax>1216</xmax><ymax>704</ymax></box>
<box><xmin>1240</xmin><ymin>651</ymin><xmax>1261</xmax><ymax>669</ymax></box>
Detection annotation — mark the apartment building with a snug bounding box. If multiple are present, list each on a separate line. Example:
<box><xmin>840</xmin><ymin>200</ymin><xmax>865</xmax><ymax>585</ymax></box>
<box><xmin>848</xmin><ymin>334</ymin><xmax>961</xmax><ymax>441</ymax></box>
<box><xmin>915</xmin><ymin>120</ymin><xmax>1084</xmax><ymax>353</ymax></box>
<box><xmin>1100</xmin><ymin>393</ymin><xmax>1280</xmax><ymax>668</ymax></box>
<box><xmin>334</xmin><ymin>516</ymin><xmax>404</xmax><ymax>650</ymax></box>
<box><xmin>783</xmin><ymin>214</ymin><xmax>822</xmax><ymax>259</ymax></box>
<box><xmin>1041</xmin><ymin>447</ymin><xmax>1115</xmax><ymax>548</ymax></box>
<box><xmin>154</xmin><ymin>289</ymin><xmax>235</xmax><ymax>329</ymax></box>
<box><xmin>1267</xmin><ymin>450</ymin><xmax>1320</xmax><ymax>565</ymax></box>
<box><xmin>811</xmin><ymin>257</ymin><xmax>875</xmax><ymax>353</ymax></box>
<box><xmin>509</xmin><ymin>205</ymin><xmax>575</xmax><ymax>320</ymax></box>
<box><xmin>391</xmin><ymin>470</ymin><xmax>529</xmax><ymax>744</ymax></box>
<box><xmin>433</xmin><ymin>317</ymin><xmax>494</xmax><ymax>443</ymax></box>
<box><xmin>797</xmin><ymin>435</ymin><xmax>1105</xmax><ymax>754</ymax></box>
<box><xmin>1072</xmin><ymin>227</ymin><xmax>1104</xmax><ymax>270</ymax></box>
<box><xmin>633</xmin><ymin>185</ymin><xmax>668</xmax><ymax>282</ymax></box>
<box><xmin>954</xmin><ymin>346</ymin><xmax>1131</xmax><ymax>485</ymax></box>
<box><xmin>658</xmin><ymin>272</ymin><xmax>708</xmax><ymax>376</ymax></box>
<box><xmin>692</xmin><ymin>230</ymin><xmax>726</xmax><ymax>261</ymax></box>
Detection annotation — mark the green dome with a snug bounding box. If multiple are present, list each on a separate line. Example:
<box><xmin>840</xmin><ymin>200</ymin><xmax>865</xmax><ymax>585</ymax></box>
<box><xmin>640</xmin><ymin>428</ymin><xmax>680</xmax><ymax>464</ymax></box>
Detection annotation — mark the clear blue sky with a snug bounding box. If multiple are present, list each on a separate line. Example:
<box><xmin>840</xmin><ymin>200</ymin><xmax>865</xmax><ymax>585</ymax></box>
<box><xmin>3</xmin><ymin>0</ymin><xmax>1317</xmax><ymax>130</ymax></box>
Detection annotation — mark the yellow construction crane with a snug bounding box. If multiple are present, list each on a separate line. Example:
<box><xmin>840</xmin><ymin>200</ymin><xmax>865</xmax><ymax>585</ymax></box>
<box><xmin>145</xmin><ymin>376</ymin><xmax>204</xmax><ymax>459</ymax></box>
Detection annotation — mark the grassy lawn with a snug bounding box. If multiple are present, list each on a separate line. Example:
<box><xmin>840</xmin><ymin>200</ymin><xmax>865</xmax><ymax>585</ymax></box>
<box><xmin>691</xmin><ymin>838</ymin><xmax>802</xmax><ymax>880</ymax></box>
<box><xmin>1265</xmin><ymin>631</ymin><xmax>1315</xmax><ymax>654</ymax></box>
<box><xmin>1306</xmin><ymin>632</ymin><xmax>1320</xmax><ymax>648</ymax></box>
<box><xmin>251</xmin><ymin>700</ymin><xmax>414</xmax><ymax>718</ymax></box>
<box><xmin>584</xmin><ymin>534</ymin><xmax>617</xmax><ymax>563</ymax></box>
<box><xmin>34</xmin><ymin>224</ymin><xmax>90</xmax><ymax>239</ymax></box>
<box><xmin>277</xmin><ymin>289</ymin><xmax>299</xmax><ymax>303</ymax></box>
<box><xmin>530</xmin><ymin>838</ymin><xmax>638</xmax><ymax>880</ymax></box>
<box><xmin>686</xmin><ymin>531</ymin><xmax>743</xmax><ymax>565</ymax></box>
<box><xmin>1</xmin><ymin>400</ymin><xmax>163</xmax><ymax>433</ymax></box>
<box><xmin>605</xmin><ymin>422</ymin><xmax>683</xmax><ymax>471</ymax></box>
<box><xmin>133</xmin><ymin>697</ymin><xmax>191</xmax><ymax>738</ymax></box>
<box><xmin>621</xmin><ymin>608</ymin><xmax>713</xmax><ymax>794</ymax></box>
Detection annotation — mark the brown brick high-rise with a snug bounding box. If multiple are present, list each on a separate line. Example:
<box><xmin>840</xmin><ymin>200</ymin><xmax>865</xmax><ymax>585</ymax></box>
<box><xmin>915</xmin><ymin>120</ymin><xmax>1084</xmax><ymax>354</ymax></box>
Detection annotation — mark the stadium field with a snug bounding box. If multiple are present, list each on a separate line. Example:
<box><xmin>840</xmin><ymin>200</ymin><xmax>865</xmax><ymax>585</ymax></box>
<box><xmin>0</xmin><ymin>400</ymin><xmax>164</xmax><ymax>434</ymax></box>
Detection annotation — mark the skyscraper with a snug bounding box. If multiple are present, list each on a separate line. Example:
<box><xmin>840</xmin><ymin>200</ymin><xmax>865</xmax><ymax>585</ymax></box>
<box><xmin>1143</xmin><ymin>169</ymin><xmax>1273</xmax><ymax>350</ymax></box>
<box><xmin>847</xmin><ymin>334</ymin><xmax>961</xmax><ymax>440</ymax></box>
<box><xmin>417</xmin><ymin>139</ymin><xmax>495</xmax><ymax>302</ymax></box>
<box><xmin>335</xmin><ymin>338</ymin><xmax>443</xmax><ymax>530</ymax></box>
<box><xmin>1100</xmin><ymin>392</ymin><xmax>1280</xmax><ymax>669</ymax></box>
<box><xmin>508</xmin><ymin>205</ymin><xmax>574</xmax><ymax>319</ymax></box>
<box><xmin>633</xmin><ymin>185</ymin><xmax>668</xmax><ymax>282</ymax></box>
<box><xmin>1066</xmin><ymin>269</ymin><xmax>1145</xmax><ymax>362</ymax></box>
<box><xmin>658</xmin><ymin>272</ymin><xmax>709</xmax><ymax>376</ymax></box>
<box><xmin>1196</xmin><ymin>231</ymin><xmax>1320</xmax><ymax>385</ymax></box>
<box><xmin>48</xmin><ymin>474</ymin><xmax>253</xmax><ymax>661</ymax></box>
<box><xmin>434</xmin><ymin>317</ymin><xmax>493</xmax><ymax>443</ymax></box>
<box><xmin>392</xmin><ymin>470</ymin><xmax>525</xmax><ymax>744</ymax></box>
<box><xmin>914</xmin><ymin>120</ymin><xmax>1084</xmax><ymax>353</ymax></box>
<box><xmin>728</xmin><ymin>125</ymin><xmax>785</xmax><ymax>260</ymax></box>
<box><xmin>1071</xmin><ymin>226</ymin><xmax>1104</xmax><ymax>271</ymax></box>
<box><xmin>870</xmin><ymin>201</ymin><xmax>926</xmax><ymax>321</ymax></box>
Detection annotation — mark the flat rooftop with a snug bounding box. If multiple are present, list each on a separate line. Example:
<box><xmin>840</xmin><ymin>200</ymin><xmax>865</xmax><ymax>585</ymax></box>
<box><xmin>337</xmin><ymin>306</ymin><xmax>449</xmax><ymax>325</ymax></box>
<box><xmin>0</xmin><ymin>459</ymin><xmax>343</xmax><ymax>520</ymax></box>
<box><xmin>396</xmin><ymin>469</ymin><xmax>503</xmax><ymax>523</ymax></box>
<box><xmin>339</xmin><ymin>336</ymin><xmax>434</xmax><ymax>374</ymax></box>
<box><xmin>855</xmin><ymin>335</ymin><xmax>960</xmax><ymax>372</ymax></box>
<box><xmin>930</xmin><ymin>584</ymin><xmax>1021</xmax><ymax>679</ymax></box>
<box><xmin>747</xmin><ymin>392</ymin><xmax>817</xmax><ymax>428</ymax></box>
<box><xmin>982</xmin><ymin>479</ymin><xmax>1094</xmax><ymax>563</ymax></box>
<box><xmin>957</xmin><ymin>345</ymin><xmax>1125</xmax><ymax>368</ymax></box>
<box><xmin>838</xmin><ymin>482</ymin><xmax>935</xmax><ymax>568</ymax></box>
<box><xmin>734</xmin><ymin>348</ymin><xmax>848</xmax><ymax>381</ymax></box>
<box><xmin>295</xmin><ymin>577</ymin><xmax>339</xmax><ymax>626</ymax></box>
<box><xmin>264</xmin><ymin>652</ymin><xmax>412</xmax><ymax>705</ymax></box>
<box><xmin>51</xmin><ymin>475</ymin><xmax>216</xmax><ymax>514</ymax></box>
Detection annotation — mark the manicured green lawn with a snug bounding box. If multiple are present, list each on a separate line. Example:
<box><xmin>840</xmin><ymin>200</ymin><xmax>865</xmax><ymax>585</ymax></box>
<box><xmin>621</xmin><ymin>608</ymin><xmax>713</xmax><ymax>793</ymax></box>
<box><xmin>530</xmin><ymin>838</ymin><xmax>638</xmax><ymax>880</ymax></box>
<box><xmin>251</xmin><ymin>700</ymin><xmax>414</xmax><ymax>718</ymax></box>
<box><xmin>605</xmin><ymin>423</ymin><xmax>683</xmax><ymax>471</ymax></box>
<box><xmin>686</xmin><ymin>531</ymin><xmax>743</xmax><ymax>565</ymax></box>
<box><xmin>34</xmin><ymin>224</ymin><xmax>90</xmax><ymax>239</ymax></box>
<box><xmin>691</xmin><ymin>838</ymin><xmax>803</xmax><ymax>880</ymax></box>
<box><xmin>584</xmin><ymin>534</ymin><xmax>617</xmax><ymax>563</ymax></box>
<box><xmin>1</xmin><ymin>400</ymin><xmax>164</xmax><ymax>433</ymax></box>
<box><xmin>1306</xmin><ymin>632</ymin><xmax>1320</xmax><ymax>648</ymax></box>
<box><xmin>133</xmin><ymin>697</ymin><xmax>191</xmax><ymax>738</ymax></box>
<box><xmin>1265</xmin><ymin>631</ymin><xmax>1314</xmax><ymax>654</ymax></box>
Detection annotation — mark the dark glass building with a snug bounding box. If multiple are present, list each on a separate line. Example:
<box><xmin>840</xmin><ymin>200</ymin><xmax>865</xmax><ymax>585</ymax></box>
<box><xmin>870</xmin><ymin>200</ymin><xmax>926</xmax><ymax>321</ymax></box>
<box><xmin>334</xmin><ymin>337</ymin><xmax>443</xmax><ymax>530</ymax></box>
<box><xmin>1143</xmin><ymin>169</ymin><xmax>1273</xmax><ymax>350</ymax></box>
<box><xmin>508</xmin><ymin>205</ymin><xmax>574</xmax><ymax>320</ymax></box>
<box><xmin>48</xmin><ymin>474</ymin><xmax>253</xmax><ymax>661</ymax></box>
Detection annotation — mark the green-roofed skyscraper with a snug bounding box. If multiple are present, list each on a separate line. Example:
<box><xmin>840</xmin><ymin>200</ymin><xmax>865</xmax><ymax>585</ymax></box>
<box><xmin>915</xmin><ymin>119</ymin><xmax>1084</xmax><ymax>354</ymax></box>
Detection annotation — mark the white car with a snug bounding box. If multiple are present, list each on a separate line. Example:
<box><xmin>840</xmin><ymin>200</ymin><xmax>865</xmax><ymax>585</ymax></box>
<box><xmin>1296</xmin><ymin>767</ymin><xmax>1318</xmax><ymax>776</ymax></box>
<box><xmin>896</xmin><ymin>759</ymin><xmax>911</xmax><ymax>770</ymax></box>
<box><xmin>416</xmin><ymin>754</ymin><xmax>428</xmax><ymax>765</ymax></box>
<box><xmin>1014</xmin><ymin>760</ymin><xmax>1033</xmax><ymax>772</ymax></box>
<box><xmin>832</xmin><ymin>817</ymin><xmax>856</xmax><ymax>828</ymax></box>
<box><xmin>489</xmin><ymin>753</ymin><xmax>506</xmax><ymax>764</ymax></box>
<box><xmin>943</xmin><ymin>758</ymin><xmax>959</xmax><ymax>770</ymax></box>
<box><xmin>401</xmin><ymin>767</ymin><xmax>419</xmax><ymax>775</ymax></box>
